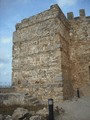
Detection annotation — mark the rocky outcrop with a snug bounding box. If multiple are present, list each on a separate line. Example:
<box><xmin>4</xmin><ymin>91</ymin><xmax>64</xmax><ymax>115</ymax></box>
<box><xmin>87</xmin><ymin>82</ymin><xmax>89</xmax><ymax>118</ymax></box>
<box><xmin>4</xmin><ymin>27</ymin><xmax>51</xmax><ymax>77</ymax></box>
<box><xmin>12</xmin><ymin>108</ymin><xmax>29</xmax><ymax>120</ymax></box>
<box><xmin>29</xmin><ymin>116</ymin><xmax>42</xmax><ymax>120</ymax></box>
<box><xmin>0</xmin><ymin>107</ymin><xmax>48</xmax><ymax>120</ymax></box>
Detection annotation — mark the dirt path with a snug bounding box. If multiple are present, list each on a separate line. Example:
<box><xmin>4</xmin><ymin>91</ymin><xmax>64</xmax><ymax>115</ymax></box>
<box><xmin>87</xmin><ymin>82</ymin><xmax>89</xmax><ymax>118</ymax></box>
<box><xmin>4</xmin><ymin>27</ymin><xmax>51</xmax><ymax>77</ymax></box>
<box><xmin>55</xmin><ymin>85</ymin><xmax>90</xmax><ymax>120</ymax></box>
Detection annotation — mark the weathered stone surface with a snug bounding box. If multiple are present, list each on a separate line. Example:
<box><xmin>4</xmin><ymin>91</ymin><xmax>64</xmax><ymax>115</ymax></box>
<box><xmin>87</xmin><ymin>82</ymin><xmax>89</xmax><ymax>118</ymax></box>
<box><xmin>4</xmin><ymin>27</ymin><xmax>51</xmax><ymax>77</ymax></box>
<box><xmin>4</xmin><ymin>115</ymin><xmax>12</xmax><ymax>120</ymax></box>
<box><xmin>12</xmin><ymin>4</ymin><xmax>69</xmax><ymax>103</ymax></box>
<box><xmin>69</xmin><ymin>16</ymin><xmax>90</xmax><ymax>90</ymax></box>
<box><xmin>36</xmin><ymin>108</ymin><xmax>48</xmax><ymax>118</ymax></box>
<box><xmin>29</xmin><ymin>116</ymin><xmax>41</xmax><ymax>120</ymax></box>
<box><xmin>0</xmin><ymin>93</ymin><xmax>41</xmax><ymax>106</ymax></box>
<box><xmin>0</xmin><ymin>114</ymin><xmax>3</xmax><ymax>120</ymax></box>
<box><xmin>0</xmin><ymin>115</ymin><xmax>11</xmax><ymax>120</ymax></box>
<box><xmin>0</xmin><ymin>87</ymin><xmax>15</xmax><ymax>93</ymax></box>
<box><xmin>12</xmin><ymin>4</ymin><xmax>90</xmax><ymax>104</ymax></box>
<box><xmin>0</xmin><ymin>93</ymin><xmax>25</xmax><ymax>105</ymax></box>
<box><xmin>12</xmin><ymin>108</ymin><xmax>28</xmax><ymax>120</ymax></box>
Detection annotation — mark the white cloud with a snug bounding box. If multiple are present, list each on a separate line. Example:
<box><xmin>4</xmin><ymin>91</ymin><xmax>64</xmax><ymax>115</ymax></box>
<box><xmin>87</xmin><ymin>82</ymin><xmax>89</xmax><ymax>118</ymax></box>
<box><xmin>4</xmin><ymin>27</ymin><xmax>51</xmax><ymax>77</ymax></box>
<box><xmin>0</xmin><ymin>37</ymin><xmax>12</xmax><ymax>44</ymax></box>
<box><xmin>56</xmin><ymin>0</ymin><xmax>78</xmax><ymax>6</ymax></box>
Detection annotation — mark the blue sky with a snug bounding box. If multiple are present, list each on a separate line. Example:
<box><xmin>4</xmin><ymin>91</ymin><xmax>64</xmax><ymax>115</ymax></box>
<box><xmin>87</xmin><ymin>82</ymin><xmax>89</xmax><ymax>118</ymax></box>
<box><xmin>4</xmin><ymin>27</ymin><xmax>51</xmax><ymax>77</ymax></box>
<box><xmin>0</xmin><ymin>0</ymin><xmax>90</xmax><ymax>86</ymax></box>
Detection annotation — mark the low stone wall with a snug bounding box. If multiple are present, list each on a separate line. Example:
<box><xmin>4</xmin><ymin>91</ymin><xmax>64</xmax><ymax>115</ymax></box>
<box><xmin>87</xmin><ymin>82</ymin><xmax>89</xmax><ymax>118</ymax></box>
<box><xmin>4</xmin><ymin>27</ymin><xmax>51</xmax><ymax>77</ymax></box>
<box><xmin>0</xmin><ymin>93</ymin><xmax>41</xmax><ymax>106</ymax></box>
<box><xmin>0</xmin><ymin>87</ymin><xmax>15</xmax><ymax>93</ymax></box>
<box><xmin>0</xmin><ymin>93</ymin><xmax>24</xmax><ymax>105</ymax></box>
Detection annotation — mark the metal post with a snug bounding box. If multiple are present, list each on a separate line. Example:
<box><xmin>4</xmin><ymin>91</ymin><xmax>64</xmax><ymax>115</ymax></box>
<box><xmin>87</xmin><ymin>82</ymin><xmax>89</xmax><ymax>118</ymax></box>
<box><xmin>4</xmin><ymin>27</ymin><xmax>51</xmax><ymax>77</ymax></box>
<box><xmin>48</xmin><ymin>99</ymin><xmax>54</xmax><ymax>120</ymax></box>
<box><xmin>77</xmin><ymin>88</ymin><xmax>80</xmax><ymax>98</ymax></box>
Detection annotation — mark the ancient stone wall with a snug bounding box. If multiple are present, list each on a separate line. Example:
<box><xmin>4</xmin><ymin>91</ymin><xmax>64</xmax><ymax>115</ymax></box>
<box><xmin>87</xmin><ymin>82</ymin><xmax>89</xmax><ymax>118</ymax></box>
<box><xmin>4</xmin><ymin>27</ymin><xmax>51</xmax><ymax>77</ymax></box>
<box><xmin>60</xmin><ymin>26</ymin><xmax>73</xmax><ymax>99</ymax></box>
<box><xmin>0</xmin><ymin>87</ymin><xmax>15</xmax><ymax>93</ymax></box>
<box><xmin>12</xmin><ymin>4</ymin><xmax>73</xmax><ymax>103</ymax></box>
<box><xmin>12</xmin><ymin>4</ymin><xmax>90</xmax><ymax>104</ymax></box>
<box><xmin>68</xmin><ymin>10</ymin><xmax>90</xmax><ymax>90</ymax></box>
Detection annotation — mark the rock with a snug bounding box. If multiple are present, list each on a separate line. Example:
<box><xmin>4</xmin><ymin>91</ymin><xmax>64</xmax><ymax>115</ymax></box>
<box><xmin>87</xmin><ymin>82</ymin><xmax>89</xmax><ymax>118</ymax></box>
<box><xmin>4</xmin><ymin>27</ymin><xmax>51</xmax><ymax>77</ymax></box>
<box><xmin>36</xmin><ymin>107</ymin><xmax>48</xmax><ymax>117</ymax></box>
<box><xmin>29</xmin><ymin>111</ymin><xmax>36</xmax><ymax>116</ymax></box>
<box><xmin>29</xmin><ymin>116</ymin><xmax>41</xmax><ymax>120</ymax></box>
<box><xmin>19</xmin><ymin>113</ymin><xmax>31</xmax><ymax>120</ymax></box>
<box><xmin>5</xmin><ymin>115</ymin><xmax>12</xmax><ymax>120</ymax></box>
<box><xmin>2</xmin><ymin>115</ymin><xmax>7</xmax><ymax>120</ymax></box>
<box><xmin>12</xmin><ymin>108</ymin><xmax>29</xmax><ymax>120</ymax></box>
<box><xmin>0</xmin><ymin>114</ymin><xmax>3</xmax><ymax>120</ymax></box>
<box><xmin>36</xmin><ymin>108</ymin><xmax>48</xmax><ymax>120</ymax></box>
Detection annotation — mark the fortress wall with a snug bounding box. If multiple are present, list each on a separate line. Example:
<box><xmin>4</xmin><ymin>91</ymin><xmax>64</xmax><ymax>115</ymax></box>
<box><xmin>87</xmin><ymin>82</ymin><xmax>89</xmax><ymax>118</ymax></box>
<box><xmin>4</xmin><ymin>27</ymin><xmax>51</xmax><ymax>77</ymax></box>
<box><xmin>1</xmin><ymin>4</ymin><xmax>90</xmax><ymax>106</ymax></box>
<box><xmin>12</xmin><ymin>5</ymin><xmax>72</xmax><ymax>103</ymax></box>
<box><xmin>58</xmin><ymin>25</ymin><xmax>73</xmax><ymax>99</ymax></box>
<box><xmin>12</xmin><ymin>4</ymin><xmax>90</xmax><ymax>103</ymax></box>
<box><xmin>69</xmin><ymin>14</ymin><xmax>90</xmax><ymax>90</ymax></box>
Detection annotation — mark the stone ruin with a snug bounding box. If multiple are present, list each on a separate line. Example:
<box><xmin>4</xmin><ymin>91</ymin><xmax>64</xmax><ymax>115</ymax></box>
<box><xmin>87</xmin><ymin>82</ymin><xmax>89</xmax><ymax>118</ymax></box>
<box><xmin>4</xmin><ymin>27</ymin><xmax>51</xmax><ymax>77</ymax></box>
<box><xmin>0</xmin><ymin>4</ymin><xmax>90</xmax><ymax>105</ymax></box>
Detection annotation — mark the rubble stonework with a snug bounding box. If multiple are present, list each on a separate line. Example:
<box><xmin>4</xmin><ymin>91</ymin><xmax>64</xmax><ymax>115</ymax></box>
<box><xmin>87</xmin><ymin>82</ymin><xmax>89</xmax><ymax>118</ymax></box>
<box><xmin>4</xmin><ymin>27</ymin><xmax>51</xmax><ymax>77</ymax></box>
<box><xmin>68</xmin><ymin>12</ymin><xmax>90</xmax><ymax>90</ymax></box>
<box><xmin>12</xmin><ymin>4</ymin><xmax>90</xmax><ymax>103</ymax></box>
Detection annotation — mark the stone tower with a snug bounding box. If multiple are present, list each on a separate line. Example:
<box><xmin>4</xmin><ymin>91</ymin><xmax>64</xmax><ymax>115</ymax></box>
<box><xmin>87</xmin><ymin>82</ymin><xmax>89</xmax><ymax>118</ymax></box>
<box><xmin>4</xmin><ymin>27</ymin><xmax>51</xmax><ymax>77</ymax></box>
<box><xmin>12</xmin><ymin>4</ymin><xmax>90</xmax><ymax>103</ymax></box>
